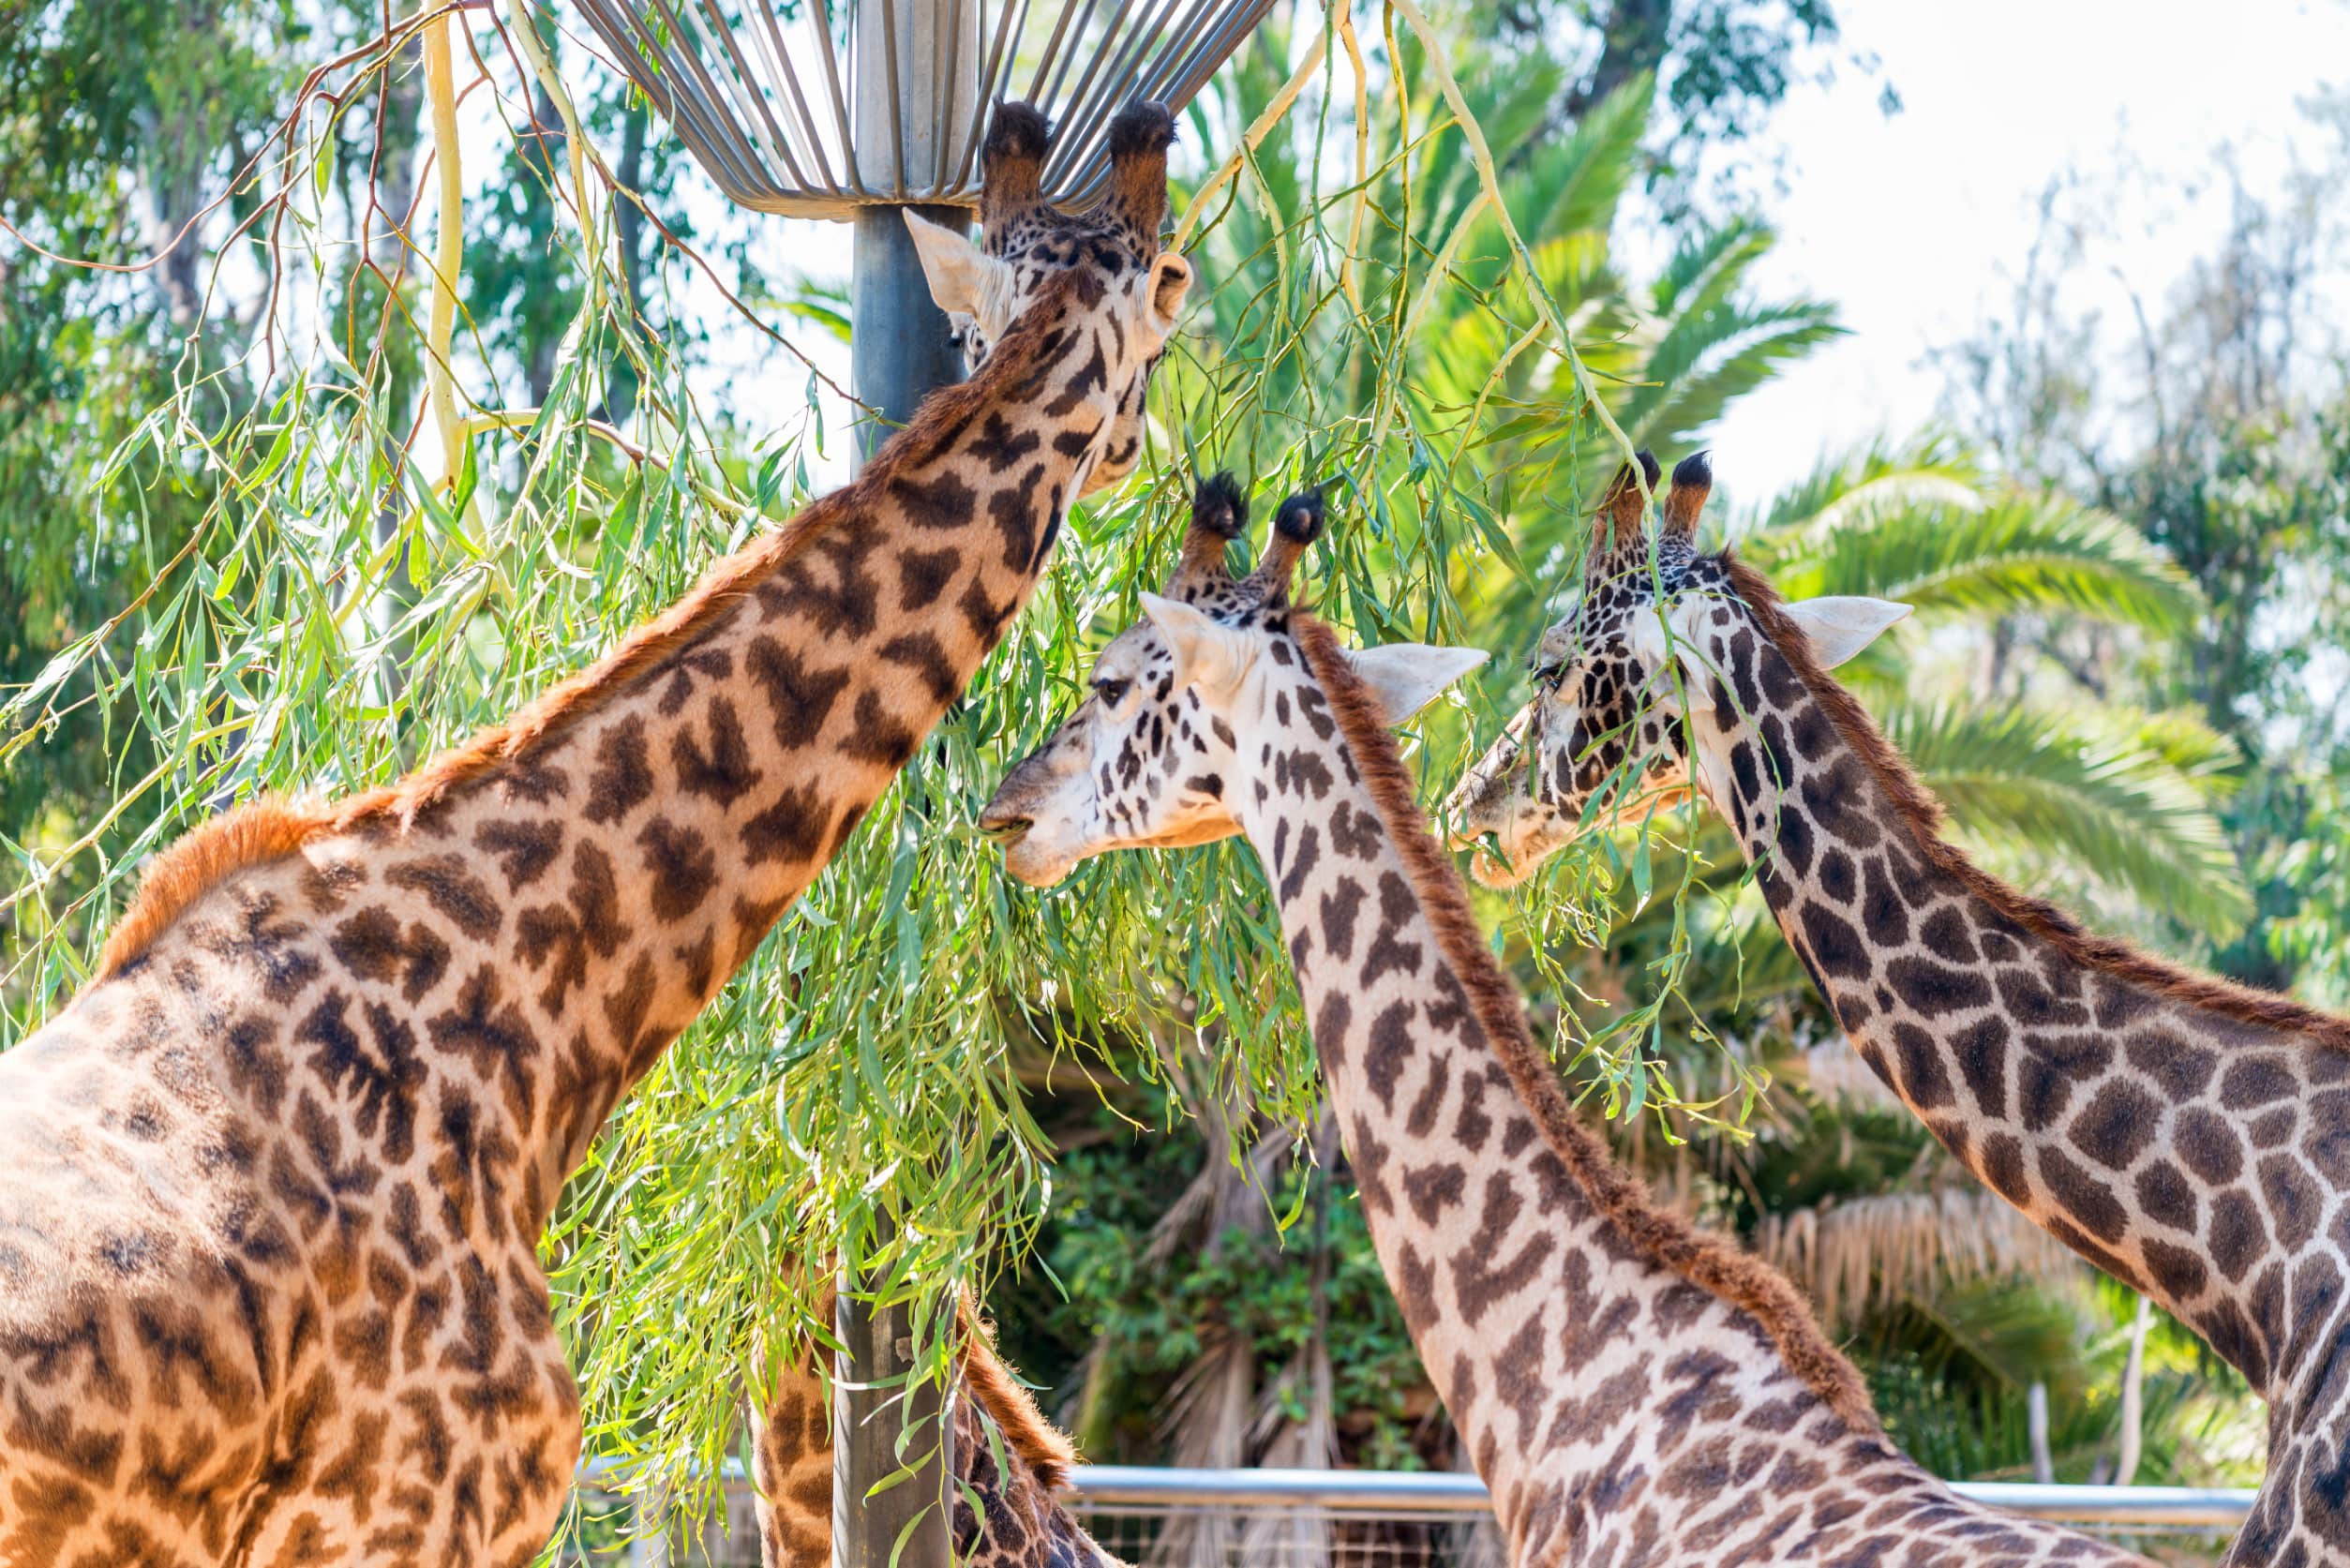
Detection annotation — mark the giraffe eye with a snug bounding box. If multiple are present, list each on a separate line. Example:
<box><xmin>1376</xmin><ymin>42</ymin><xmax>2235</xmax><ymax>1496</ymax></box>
<box><xmin>1094</xmin><ymin>678</ymin><xmax>1130</xmax><ymax>707</ymax></box>
<box><xmin>1530</xmin><ymin>659</ymin><xmax>1566</xmax><ymax>687</ymax></box>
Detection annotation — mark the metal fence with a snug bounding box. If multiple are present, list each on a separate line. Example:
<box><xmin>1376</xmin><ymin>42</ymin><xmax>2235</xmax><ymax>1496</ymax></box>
<box><xmin>564</xmin><ymin>1464</ymin><xmax>2257</xmax><ymax>1564</ymax></box>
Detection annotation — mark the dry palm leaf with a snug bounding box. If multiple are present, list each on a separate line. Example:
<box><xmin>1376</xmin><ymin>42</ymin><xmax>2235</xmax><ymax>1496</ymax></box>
<box><xmin>1756</xmin><ymin>1187</ymin><xmax>2079</xmax><ymax>1327</ymax></box>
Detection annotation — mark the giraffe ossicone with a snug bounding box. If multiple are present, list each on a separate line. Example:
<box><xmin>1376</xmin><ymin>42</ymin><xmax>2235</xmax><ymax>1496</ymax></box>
<box><xmin>0</xmin><ymin>97</ymin><xmax>1188</xmax><ymax>1566</ymax></box>
<box><xmin>981</xmin><ymin>475</ymin><xmax>2141</xmax><ymax>1564</ymax></box>
<box><xmin>1453</xmin><ymin>450</ymin><xmax>2350</xmax><ymax>1564</ymax></box>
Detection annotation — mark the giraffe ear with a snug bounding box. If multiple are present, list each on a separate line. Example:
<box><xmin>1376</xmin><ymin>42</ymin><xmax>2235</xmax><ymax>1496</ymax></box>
<box><xmin>1139</xmin><ymin>592</ymin><xmax>1255</xmax><ymax>698</ymax></box>
<box><xmin>1346</xmin><ymin>645</ymin><xmax>1489</xmax><ymax>726</ymax></box>
<box><xmin>1146</xmin><ymin>252</ymin><xmax>1193</xmax><ymax>338</ymax></box>
<box><xmin>904</xmin><ymin>210</ymin><xmax>995</xmax><ymax>317</ymax></box>
<box><xmin>1781</xmin><ymin>596</ymin><xmax>1912</xmax><ymax>668</ymax></box>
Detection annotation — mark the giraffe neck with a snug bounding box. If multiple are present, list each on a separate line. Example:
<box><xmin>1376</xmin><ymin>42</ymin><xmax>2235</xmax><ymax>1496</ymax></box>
<box><xmin>1685</xmin><ymin>571</ymin><xmax>2350</xmax><ymax>1404</ymax></box>
<box><xmin>100</xmin><ymin>273</ymin><xmax>1129</xmax><ymax>1242</ymax></box>
<box><xmin>1221</xmin><ymin>618</ymin><xmax>1920</xmax><ymax>1560</ymax></box>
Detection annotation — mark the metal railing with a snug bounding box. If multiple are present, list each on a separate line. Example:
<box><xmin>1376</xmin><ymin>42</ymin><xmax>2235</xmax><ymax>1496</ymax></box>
<box><xmin>1064</xmin><ymin>1467</ymin><xmax>2255</xmax><ymax>1527</ymax></box>
<box><xmin>567</xmin><ymin>1462</ymin><xmax>2256</xmax><ymax>1563</ymax></box>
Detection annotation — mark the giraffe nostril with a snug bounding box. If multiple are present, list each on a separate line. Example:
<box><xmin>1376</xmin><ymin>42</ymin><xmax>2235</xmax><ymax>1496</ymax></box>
<box><xmin>978</xmin><ymin>814</ymin><xmax>1033</xmax><ymax>845</ymax></box>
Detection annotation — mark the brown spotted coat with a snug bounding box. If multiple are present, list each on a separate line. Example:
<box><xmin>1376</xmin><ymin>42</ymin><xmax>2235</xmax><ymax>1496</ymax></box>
<box><xmin>981</xmin><ymin>480</ymin><xmax>2142</xmax><ymax>1565</ymax></box>
<box><xmin>1455</xmin><ymin>452</ymin><xmax>2350</xmax><ymax>1565</ymax></box>
<box><xmin>0</xmin><ymin>102</ymin><xmax>1186</xmax><ymax>1568</ymax></box>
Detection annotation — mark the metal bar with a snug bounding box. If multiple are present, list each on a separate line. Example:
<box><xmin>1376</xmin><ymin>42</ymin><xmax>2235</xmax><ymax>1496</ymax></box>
<box><xmin>1034</xmin><ymin>0</ymin><xmax>1141</xmax><ymax>180</ymax></box>
<box><xmin>642</xmin><ymin>0</ymin><xmax>778</xmax><ymax>201</ymax></box>
<box><xmin>1146</xmin><ymin>0</ymin><xmax>1269</xmax><ymax>116</ymax></box>
<box><xmin>1058</xmin><ymin>1467</ymin><xmax>2260</xmax><ymax>1529</ymax></box>
<box><xmin>575</xmin><ymin>1459</ymin><xmax>2259</xmax><ymax>1532</ymax></box>
<box><xmin>745</xmin><ymin>0</ymin><xmax>848</xmax><ymax>196</ymax></box>
<box><xmin>1124</xmin><ymin>0</ymin><xmax>1214</xmax><ymax>109</ymax></box>
<box><xmin>1070</xmin><ymin>1466</ymin><xmax>1490</xmax><ymax>1515</ymax></box>
<box><xmin>804</xmin><ymin>0</ymin><xmax>866</xmax><ymax>196</ymax></box>
<box><xmin>877</xmin><ymin>0</ymin><xmax>907</xmax><ymax>190</ymax></box>
<box><xmin>1028</xmin><ymin>0</ymin><xmax>1102</xmax><ymax>109</ymax></box>
<box><xmin>951</xmin><ymin>0</ymin><xmax>1030</xmax><ymax>190</ymax></box>
<box><xmin>1087</xmin><ymin>0</ymin><xmax>1271</xmax><ymax>208</ymax></box>
<box><xmin>927</xmin><ymin>0</ymin><xmax>973</xmax><ymax>196</ymax></box>
<box><xmin>1952</xmin><ymin>1481</ymin><xmax>2254</xmax><ymax>1528</ymax></box>
<box><xmin>1058</xmin><ymin>0</ymin><xmax>1188</xmax><ymax>217</ymax></box>
<box><xmin>691</xmin><ymin>0</ymin><xmax>821</xmax><ymax>195</ymax></box>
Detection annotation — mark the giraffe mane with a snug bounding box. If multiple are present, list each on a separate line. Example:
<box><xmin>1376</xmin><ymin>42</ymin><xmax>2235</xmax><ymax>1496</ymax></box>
<box><xmin>1292</xmin><ymin>612</ymin><xmax>1883</xmax><ymax>1434</ymax></box>
<box><xmin>1722</xmin><ymin>552</ymin><xmax>2350</xmax><ymax>1055</ymax></box>
<box><xmin>97</xmin><ymin>268</ymin><xmax>1090</xmax><ymax>979</ymax></box>
<box><xmin>955</xmin><ymin>1295</ymin><xmax>1078</xmax><ymax>1488</ymax></box>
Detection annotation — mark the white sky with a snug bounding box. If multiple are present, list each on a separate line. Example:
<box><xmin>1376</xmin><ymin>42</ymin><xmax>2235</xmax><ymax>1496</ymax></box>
<box><xmin>1700</xmin><ymin>0</ymin><xmax>2349</xmax><ymax>500</ymax></box>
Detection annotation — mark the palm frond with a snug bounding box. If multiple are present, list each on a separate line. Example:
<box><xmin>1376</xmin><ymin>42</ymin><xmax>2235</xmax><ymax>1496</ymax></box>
<box><xmin>1887</xmin><ymin>703</ymin><xmax>2253</xmax><ymax>939</ymax></box>
<box><xmin>1756</xmin><ymin>1188</ymin><xmax>2080</xmax><ymax>1328</ymax></box>
<box><xmin>1609</xmin><ymin>299</ymin><xmax>1845</xmax><ymax>463</ymax></box>
<box><xmin>1645</xmin><ymin>217</ymin><xmax>1774</xmax><ymax>321</ymax></box>
<box><xmin>1745</xmin><ymin>433</ymin><xmax>1984</xmax><ymax>537</ymax></box>
<box><xmin>1758</xmin><ymin>489</ymin><xmax>2204</xmax><ymax>634</ymax></box>
<box><xmin>1510</xmin><ymin>75</ymin><xmax>1650</xmax><ymax>253</ymax></box>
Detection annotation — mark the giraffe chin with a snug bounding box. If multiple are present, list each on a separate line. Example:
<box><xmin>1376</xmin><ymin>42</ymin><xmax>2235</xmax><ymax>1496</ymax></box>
<box><xmin>1463</xmin><ymin>822</ymin><xmax>1565</xmax><ymax>889</ymax></box>
<box><xmin>1450</xmin><ymin>789</ymin><xmax>1568</xmax><ymax>890</ymax></box>
<box><xmin>999</xmin><ymin>818</ymin><xmax>1238</xmax><ymax>889</ymax></box>
<box><xmin>999</xmin><ymin>833</ymin><xmax>1082</xmax><ymax>889</ymax></box>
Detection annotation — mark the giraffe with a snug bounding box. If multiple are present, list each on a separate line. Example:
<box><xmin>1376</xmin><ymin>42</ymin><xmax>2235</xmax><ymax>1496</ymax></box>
<box><xmin>975</xmin><ymin>476</ymin><xmax>2142</xmax><ymax>1564</ymax></box>
<box><xmin>746</xmin><ymin>1296</ymin><xmax>1120</xmax><ymax>1568</ymax></box>
<box><xmin>0</xmin><ymin>100</ymin><xmax>1190</xmax><ymax>1567</ymax></box>
<box><xmin>1449</xmin><ymin>449</ymin><xmax>2350</xmax><ymax>1565</ymax></box>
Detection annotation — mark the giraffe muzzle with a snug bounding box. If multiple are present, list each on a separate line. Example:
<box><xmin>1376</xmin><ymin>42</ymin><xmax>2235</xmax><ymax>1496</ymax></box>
<box><xmin>1444</xmin><ymin>703</ymin><xmax>1535</xmax><ymax>843</ymax></box>
<box><xmin>975</xmin><ymin>813</ymin><xmax>1033</xmax><ymax>846</ymax></box>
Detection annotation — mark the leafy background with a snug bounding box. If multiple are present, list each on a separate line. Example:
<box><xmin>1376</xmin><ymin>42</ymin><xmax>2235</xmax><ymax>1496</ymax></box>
<box><xmin>6</xmin><ymin>0</ymin><xmax>2345</xmax><ymax>1559</ymax></box>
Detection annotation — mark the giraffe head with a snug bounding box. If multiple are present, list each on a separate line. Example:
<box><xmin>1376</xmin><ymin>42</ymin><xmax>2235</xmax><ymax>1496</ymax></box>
<box><xmin>906</xmin><ymin>99</ymin><xmax>1192</xmax><ymax>496</ymax></box>
<box><xmin>1448</xmin><ymin>450</ymin><xmax>1911</xmax><ymax>886</ymax></box>
<box><xmin>980</xmin><ymin>475</ymin><xmax>1485</xmax><ymax>886</ymax></box>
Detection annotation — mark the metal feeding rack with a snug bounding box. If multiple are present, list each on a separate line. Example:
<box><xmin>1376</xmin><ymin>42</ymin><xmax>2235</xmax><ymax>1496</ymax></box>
<box><xmin>569</xmin><ymin>0</ymin><xmax>1277</xmax><ymax>217</ymax></box>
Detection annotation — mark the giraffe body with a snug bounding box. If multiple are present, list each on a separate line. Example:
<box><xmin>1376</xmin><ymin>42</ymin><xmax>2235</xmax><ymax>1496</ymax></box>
<box><xmin>1454</xmin><ymin>452</ymin><xmax>2350</xmax><ymax>1565</ymax></box>
<box><xmin>980</xmin><ymin>480</ymin><xmax>2140</xmax><ymax>1565</ymax></box>
<box><xmin>0</xmin><ymin>103</ymin><xmax>1189</xmax><ymax>1566</ymax></box>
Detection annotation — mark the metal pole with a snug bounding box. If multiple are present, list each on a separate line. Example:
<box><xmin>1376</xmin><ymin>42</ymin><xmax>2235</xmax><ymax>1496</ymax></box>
<box><xmin>849</xmin><ymin>202</ymin><xmax>967</xmax><ymax>464</ymax></box>
<box><xmin>837</xmin><ymin>4</ymin><xmax>975</xmax><ymax>1565</ymax></box>
<box><xmin>833</xmin><ymin>1232</ymin><xmax>952</xmax><ymax>1568</ymax></box>
<box><xmin>847</xmin><ymin>0</ymin><xmax>978</xmax><ymax>470</ymax></box>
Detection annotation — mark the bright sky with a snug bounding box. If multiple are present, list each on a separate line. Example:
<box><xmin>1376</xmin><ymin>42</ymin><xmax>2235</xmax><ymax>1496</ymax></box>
<box><xmin>1703</xmin><ymin>0</ymin><xmax>2349</xmax><ymax>501</ymax></box>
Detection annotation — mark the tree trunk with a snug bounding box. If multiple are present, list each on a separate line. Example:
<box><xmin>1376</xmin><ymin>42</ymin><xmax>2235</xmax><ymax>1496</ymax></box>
<box><xmin>606</xmin><ymin>94</ymin><xmax>651</xmax><ymax>423</ymax></box>
<box><xmin>2116</xmin><ymin>1295</ymin><xmax>2153</xmax><ymax>1486</ymax></box>
<box><xmin>1564</xmin><ymin>0</ymin><xmax>1673</xmax><ymax>122</ymax></box>
<box><xmin>368</xmin><ymin>48</ymin><xmax>427</xmax><ymax>709</ymax></box>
